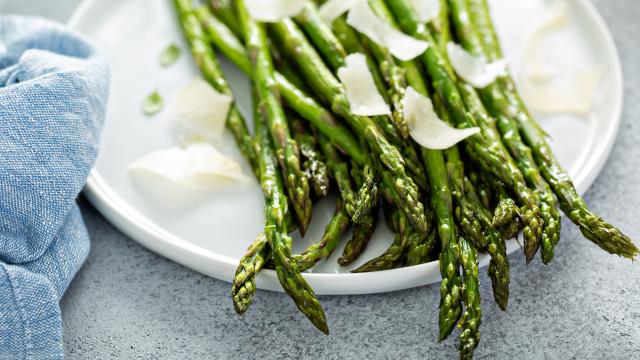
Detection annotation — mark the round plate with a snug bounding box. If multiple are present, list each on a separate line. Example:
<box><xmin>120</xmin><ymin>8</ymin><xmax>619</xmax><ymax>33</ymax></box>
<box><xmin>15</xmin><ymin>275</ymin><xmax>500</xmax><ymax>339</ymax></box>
<box><xmin>69</xmin><ymin>0</ymin><xmax>623</xmax><ymax>294</ymax></box>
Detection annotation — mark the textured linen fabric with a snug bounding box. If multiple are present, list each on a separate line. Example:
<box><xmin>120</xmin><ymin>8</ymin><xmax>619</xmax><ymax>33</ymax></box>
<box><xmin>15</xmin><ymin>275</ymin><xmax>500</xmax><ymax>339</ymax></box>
<box><xmin>0</xmin><ymin>15</ymin><xmax>109</xmax><ymax>359</ymax></box>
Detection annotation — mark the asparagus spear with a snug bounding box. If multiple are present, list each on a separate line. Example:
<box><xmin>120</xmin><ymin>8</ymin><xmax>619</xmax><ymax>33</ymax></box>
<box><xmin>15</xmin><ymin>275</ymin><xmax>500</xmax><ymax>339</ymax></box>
<box><xmin>352</xmin><ymin>164</ymin><xmax>379</xmax><ymax>223</ymax></box>
<box><xmin>386</xmin><ymin>0</ymin><xmax>544</xmax><ymax>264</ymax></box>
<box><xmin>448</xmin><ymin>0</ymin><xmax>560</xmax><ymax>264</ymax></box>
<box><xmin>254</xmin><ymin>85</ymin><xmax>329</xmax><ymax>334</ymax></box>
<box><xmin>338</xmin><ymin>211</ymin><xmax>378</xmax><ymax>266</ymax></box>
<box><xmin>475</xmin><ymin>172</ymin><xmax>523</xmax><ymax>242</ymax></box>
<box><xmin>237</xmin><ymin>0</ymin><xmax>313</xmax><ymax>235</ymax></box>
<box><xmin>426</xmin><ymin>146</ymin><xmax>463</xmax><ymax>340</ymax></box>
<box><xmin>231</xmin><ymin>232</ymin><xmax>270</xmax><ymax>314</ymax></box>
<box><xmin>291</xmin><ymin>116</ymin><xmax>330</xmax><ymax>198</ymax></box>
<box><xmin>468</xmin><ymin>0</ymin><xmax>638</xmax><ymax>260</ymax></box>
<box><xmin>174</xmin><ymin>0</ymin><xmax>257</xmax><ymax>175</ymax></box>
<box><xmin>406</xmin><ymin>230</ymin><xmax>438</xmax><ymax>266</ymax></box>
<box><xmin>352</xmin><ymin>201</ymin><xmax>411</xmax><ymax>273</ymax></box>
<box><xmin>236</xmin><ymin>1</ymin><xmax>327</xmax><ymax>333</ymax></box>
<box><xmin>338</xmin><ymin>161</ymin><xmax>380</xmax><ymax>266</ymax></box>
<box><xmin>175</xmin><ymin>0</ymin><xmax>272</xmax><ymax>311</ymax></box>
<box><xmin>458</xmin><ymin>235</ymin><xmax>481</xmax><ymax>360</ymax></box>
<box><xmin>268</xmin><ymin>18</ymin><xmax>427</xmax><ymax>231</ymax></box>
<box><xmin>292</xmin><ymin>198</ymin><xmax>350</xmax><ymax>272</ymax></box>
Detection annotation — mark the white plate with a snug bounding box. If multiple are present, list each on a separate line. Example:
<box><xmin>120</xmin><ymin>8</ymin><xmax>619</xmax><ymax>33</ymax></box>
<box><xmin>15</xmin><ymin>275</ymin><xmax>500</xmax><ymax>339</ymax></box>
<box><xmin>69</xmin><ymin>0</ymin><xmax>623</xmax><ymax>295</ymax></box>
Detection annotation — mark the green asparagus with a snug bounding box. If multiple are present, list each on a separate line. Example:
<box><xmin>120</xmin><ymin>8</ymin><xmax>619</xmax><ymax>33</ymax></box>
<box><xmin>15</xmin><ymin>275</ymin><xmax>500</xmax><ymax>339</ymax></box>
<box><xmin>448</xmin><ymin>0</ymin><xmax>560</xmax><ymax>264</ymax></box>
<box><xmin>468</xmin><ymin>0</ymin><xmax>638</xmax><ymax>260</ymax></box>
<box><xmin>458</xmin><ymin>235</ymin><xmax>481</xmax><ymax>360</ymax></box>
<box><xmin>386</xmin><ymin>0</ymin><xmax>544</xmax><ymax>263</ymax></box>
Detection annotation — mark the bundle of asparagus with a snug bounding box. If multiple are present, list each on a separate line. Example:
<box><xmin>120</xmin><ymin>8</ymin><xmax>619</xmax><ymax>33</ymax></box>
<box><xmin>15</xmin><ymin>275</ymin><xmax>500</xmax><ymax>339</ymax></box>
<box><xmin>173</xmin><ymin>0</ymin><xmax>637</xmax><ymax>358</ymax></box>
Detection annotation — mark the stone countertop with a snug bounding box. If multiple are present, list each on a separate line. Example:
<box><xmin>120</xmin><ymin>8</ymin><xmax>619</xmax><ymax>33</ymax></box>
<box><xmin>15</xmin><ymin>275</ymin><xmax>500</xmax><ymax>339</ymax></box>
<box><xmin>4</xmin><ymin>1</ymin><xmax>639</xmax><ymax>359</ymax></box>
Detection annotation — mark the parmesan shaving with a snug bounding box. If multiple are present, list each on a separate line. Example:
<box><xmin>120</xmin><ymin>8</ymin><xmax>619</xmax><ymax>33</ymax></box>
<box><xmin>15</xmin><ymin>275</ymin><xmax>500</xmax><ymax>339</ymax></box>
<box><xmin>521</xmin><ymin>69</ymin><xmax>601</xmax><ymax>115</ymax></box>
<box><xmin>346</xmin><ymin>1</ymin><xmax>429</xmax><ymax>61</ymax></box>
<box><xmin>520</xmin><ymin>0</ymin><xmax>601</xmax><ymax>115</ymax></box>
<box><xmin>245</xmin><ymin>0</ymin><xmax>306</xmax><ymax>22</ymax></box>
<box><xmin>337</xmin><ymin>53</ymin><xmax>391</xmax><ymax>116</ymax></box>
<box><xmin>403</xmin><ymin>87</ymin><xmax>479</xmax><ymax>149</ymax></box>
<box><xmin>318</xmin><ymin>0</ymin><xmax>360</xmax><ymax>23</ymax></box>
<box><xmin>169</xmin><ymin>78</ymin><xmax>233</xmax><ymax>145</ymax></box>
<box><xmin>409</xmin><ymin>0</ymin><xmax>441</xmax><ymax>23</ymax></box>
<box><xmin>129</xmin><ymin>143</ymin><xmax>249</xmax><ymax>206</ymax></box>
<box><xmin>447</xmin><ymin>42</ymin><xmax>507</xmax><ymax>88</ymax></box>
<box><xmin>523</xmin><ymin>0</ymin><xmax>568</xmax><ymax>82</ymax></box>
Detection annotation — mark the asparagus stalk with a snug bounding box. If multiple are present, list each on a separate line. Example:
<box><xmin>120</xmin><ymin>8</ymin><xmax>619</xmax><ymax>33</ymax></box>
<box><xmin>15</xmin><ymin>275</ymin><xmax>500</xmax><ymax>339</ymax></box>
<box><xmin>352</xmin><ymin>203</ymin><xmax>411</xmax><ymax>273</ymax></box>
<box><xmin>406</xmin><ymin>230</ymin><xmax>438</xmax><ymax>266</ymax></box>
<box><xmin>386</xmin><ymin>0</ymin><xmax>544</xmax><ymax>264</ymax></box>
<box><xmin>338</xmin><ymin>211</ymin><xmax>378</xmax><ymax>266</ymax></box>
<box><xmin>352</xmin><ymin>164</ymin><xmax>379</xmax><ymax>223</ymax></box>
<box><xmin>231</xmin><ymin>232</ymin><xmax>270</xmax><ymax>314</ymax></box>
<box><xmin>458</xmin><ymin>235</ymin><xmax>481</xmax><ymax>360</ymax></box>
<box><xmin>237</xmin><ymin>0</ymin><xmax>312</xmax><ymax>235</ymax></box>
<box><xmin>291</xmin><ymin>116</ymin><xmax>330</xmax><ymax>198</ymax></box>
<box><xmin>237</xmin><ymin>1</ymin><xmax>328</xmax><ymax>333</ymax></box>
<box><xmin>255</xmin><ymin>85</ymin><xmax>329</xmax><ymax>334</ymax></box>
<box><xmin>175</xmin><ymin>0</ymin><xmax>271</xmax><ymax>311</ymax></box>
<box><xmin>426</xmin><ymin>147</ymin><xmax>463</xmax><ymax>340</ymax></box>
<box><xmin>449</xmin><ymin>0</ymin><xmax>560</xmax><ymax>264</ymax></box>
<box><xmin>468</xmin><ymin>0</ymin><xmax>638</xmax><ymax>260</ymax></box>
<box><xmin>269</xmin><ymin>18</ymin><xmax>427</xmax><ymax>231</ymax></box>
<box><xmin>338</xmin><ymin>161</ymin><xmax>380</xmax><ymax>266</ymax></box>
<box><xmin>292</xmin><ymin>198</ymin><xmax>350</xmax><ymax>272</ymax></box>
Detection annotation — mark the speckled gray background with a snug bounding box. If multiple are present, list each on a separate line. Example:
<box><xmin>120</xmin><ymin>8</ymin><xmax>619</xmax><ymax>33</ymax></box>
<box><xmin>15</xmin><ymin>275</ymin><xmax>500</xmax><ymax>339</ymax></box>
<box><xmin>3</xmin><ymin>1</ymin><xmax>639</xmax><ymax>359</ymax></box>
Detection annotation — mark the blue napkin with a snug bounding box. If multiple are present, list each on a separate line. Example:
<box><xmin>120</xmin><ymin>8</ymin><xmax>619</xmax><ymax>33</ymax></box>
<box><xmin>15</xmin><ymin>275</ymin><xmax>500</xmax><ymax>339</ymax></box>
<box><xmin>0</xmin><ymin>15</ymin><xmax>109</xmax><ymax>359</ymax></box>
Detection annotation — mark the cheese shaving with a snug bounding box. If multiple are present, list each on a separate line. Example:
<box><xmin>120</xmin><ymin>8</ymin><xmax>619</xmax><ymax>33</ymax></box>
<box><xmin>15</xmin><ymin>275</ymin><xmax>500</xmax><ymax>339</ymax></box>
<box><xmin>521</xmin><ymin>69</ymin><xmax>601</xmax><ymax>115</ymax></box>
<box><xmin>318</xmin><ymin>0</ymin><xmax>360</xmax><ymax>23</ymax></box>
<box><xmin>447</xmin><ymin>42</ymin><xmax>507</xmax><ymax>88</ymax></box>
<box><xmin>403</xmin><ymin>87</ymin><xmax>479</xmax><ymax>149</ymax></box>
<box><xmin>129</xmin><ymin>143</ymin><xmax>249</xmax><ymax>206</ymax></box>
<box><xmin>520</xmin><ymin>0</ymin><xmax>601</xmax><ymax>115</ymax></box>
<box><xmin>169</xmin><ymin>78</ymin><xmax>233</xmax><ymax>145</ymax></box>
<box><xmin>245</xmin><ymin>0</ymin><xmax>306</xmax><ymax>22</ymax></box>
<box><xmin>346</xmin><ymin>1</ymin><xmax>429</xmax><ymax>61</ymax></box>
<box><xmin>337</xmin><ymin>53</ymin><xmax>391</xmax><ymax>116</ymax></box>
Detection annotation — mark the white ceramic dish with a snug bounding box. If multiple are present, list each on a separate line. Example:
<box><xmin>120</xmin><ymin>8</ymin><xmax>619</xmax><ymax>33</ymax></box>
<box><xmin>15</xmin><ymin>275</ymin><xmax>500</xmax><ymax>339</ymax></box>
<box><xmin>69</xmin><ymin>0</ymin><xmax>623</xmax><ymax>294</ymax></box>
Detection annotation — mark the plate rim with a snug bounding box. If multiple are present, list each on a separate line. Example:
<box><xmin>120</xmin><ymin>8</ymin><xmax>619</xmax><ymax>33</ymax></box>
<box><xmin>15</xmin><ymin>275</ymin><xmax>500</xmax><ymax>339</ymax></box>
<box><xmin>70</xmin><ymin>0</ymin><xmax>624</xmax><ymax>295</ymax></box>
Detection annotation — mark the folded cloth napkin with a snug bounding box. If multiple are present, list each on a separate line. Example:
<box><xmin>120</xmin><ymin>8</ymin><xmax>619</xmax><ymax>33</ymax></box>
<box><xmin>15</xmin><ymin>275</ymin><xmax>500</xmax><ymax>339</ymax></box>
<box><xmin>0</xmin><ymin>16</ymin><xmax>109</xmax><ymax>359</ymax></box>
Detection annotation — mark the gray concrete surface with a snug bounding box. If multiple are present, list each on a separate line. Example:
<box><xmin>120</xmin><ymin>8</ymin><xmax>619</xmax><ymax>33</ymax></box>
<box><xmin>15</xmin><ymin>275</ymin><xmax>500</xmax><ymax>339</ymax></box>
<box><xmin>3</xmin><ymin>0</ymin><xmax>639</xmax><ymax>359</ymax></box>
